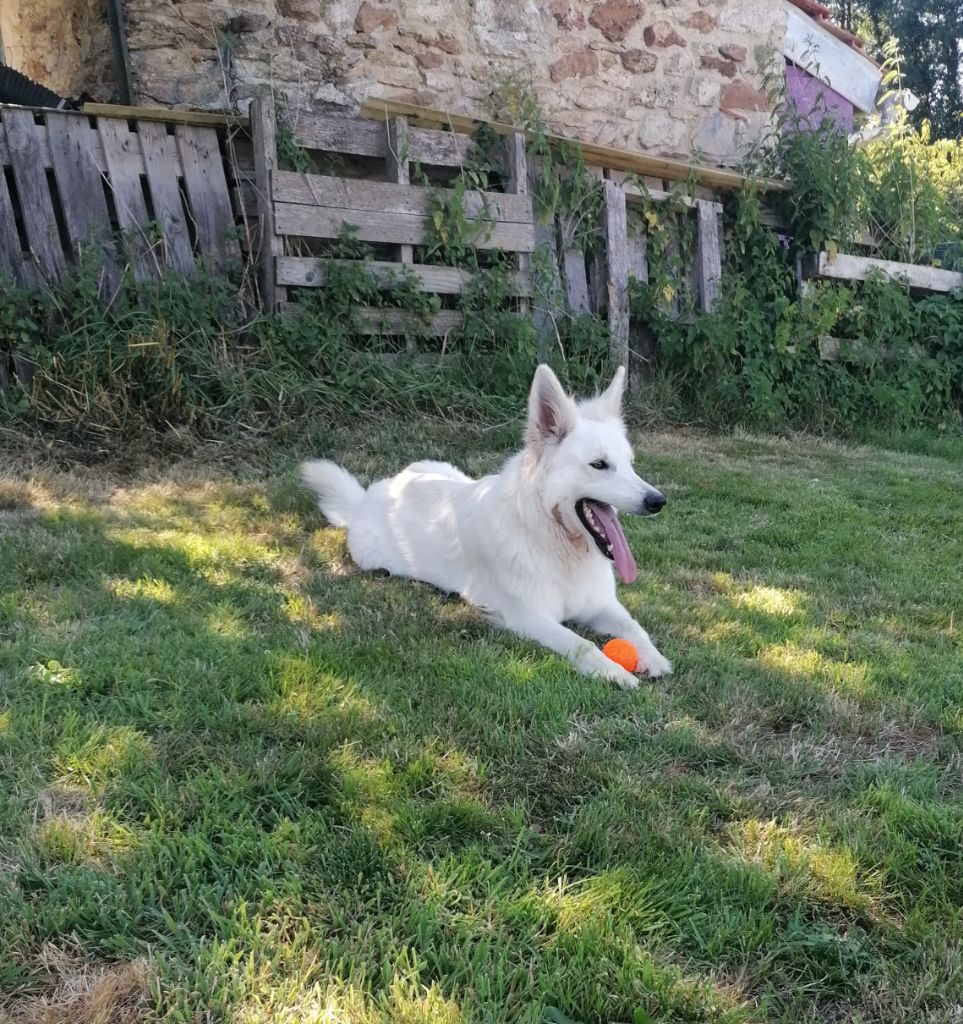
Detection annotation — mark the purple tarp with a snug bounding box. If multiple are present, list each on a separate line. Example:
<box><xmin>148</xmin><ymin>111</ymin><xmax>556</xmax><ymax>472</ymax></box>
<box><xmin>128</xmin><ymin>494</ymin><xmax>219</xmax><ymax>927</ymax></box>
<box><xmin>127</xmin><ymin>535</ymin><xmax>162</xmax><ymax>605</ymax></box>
<box><xmin>784</xmin><ymin>61</ymin><xmax>855</xmax><ymax>133</ymax></box>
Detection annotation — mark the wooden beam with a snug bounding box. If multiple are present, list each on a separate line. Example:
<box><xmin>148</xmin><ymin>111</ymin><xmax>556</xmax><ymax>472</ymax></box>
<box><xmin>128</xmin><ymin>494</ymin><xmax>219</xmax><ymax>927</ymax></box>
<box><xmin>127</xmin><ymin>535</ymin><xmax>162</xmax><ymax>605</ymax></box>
<box><xmin>83</xmin><ymin>102</ymin><xmax>247</xmax><ymax>128</ymax></box>
<box><xmin>272</xmin><ymin>171</ymin><xmax>532</xmax><ymax>223</ymax></box>
<box><xmin>361</xmin><ymin>97</ymin><xmax>790</xmax><ymax>193</ymax></box>
<box><xmin>276</xmin><ymin>256</ymin><xmax>531</xmax><ymax>296</ymax></box>
<box><xmin>386</xmin><ymin>116</ymin><xmax>415</xmax><ymax>274</ymax></box>
<box><xmin>285</xmin><ymin>110</ymin><xmax>485</xmax><ymax>168</ymax></box>
<box><xmin>563</xmin><ymin>250</ymin><xmax>591</xmax><ymax>314</ymax></box>
<box><xmin>354</xmin><ymin>307</ymin><xmax>464</xmax><ymax>336</ymax></box>
<box><xmin>274</xmin><ymin>203</ymin><xmax>535</xmax><ymax>252</ymax></box>
<box><xmin>696</xmin><ymin>200</ymin><xmax>722</xmax><ymax>312</ymax></box>
<box><xmin>603</xmin><ymin>179</ymin><xmax>630</xmax><ymax>370</ymax></box>
<box><xmin>809</xmin><ymin>250</ymin><xmax>963</xmax><ymax>293</ymax></box>
<box><xmin>251</xmin><ymin>92</ymin><xmax>284</xmax><ymax>311</ymax></box>
<box><xmin>505</xmin><ymin>130</ymin><xmax>531</xmax><ymax>315</ymax></box>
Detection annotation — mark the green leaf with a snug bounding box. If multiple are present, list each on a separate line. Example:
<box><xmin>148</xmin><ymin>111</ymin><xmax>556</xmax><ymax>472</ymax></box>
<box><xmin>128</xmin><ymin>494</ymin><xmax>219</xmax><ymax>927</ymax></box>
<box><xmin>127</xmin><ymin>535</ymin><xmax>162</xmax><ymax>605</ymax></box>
<box><xmin>543</xmin><ymin>1009</ymin><xmax>581</xmax><ymax>1024</ymax></box>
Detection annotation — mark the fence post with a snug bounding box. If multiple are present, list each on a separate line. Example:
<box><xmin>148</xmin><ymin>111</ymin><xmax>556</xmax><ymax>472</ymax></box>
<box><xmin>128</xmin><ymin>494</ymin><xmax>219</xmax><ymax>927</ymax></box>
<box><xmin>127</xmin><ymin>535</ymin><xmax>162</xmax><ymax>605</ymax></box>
<box><xmin>696</xmin><ymin>199</ymin><xmax>722</xmax><ymax>313</ymax></box>
<box><xmin>627</xmin><ymin>221</ymin><xmax>657</xmax><ymax>381</ymax></box>
<box><xmin>505</xmin><ymin>131</ymin><xmax>531</xmax><ymax>318</ymax></box>
<box><xmin>603</xmin><ymin>178</ymin><xmax>630</xmax><ymax>373</ymax></box>
<box><xmin>251</xmin><ymin>91</ymin><xmax>283</xmax><ymax>312</ymax></box>
<box><xmin>386</xmin><ymin>116</ymin><xmax>415</xmax><ymax>274</ymax></box>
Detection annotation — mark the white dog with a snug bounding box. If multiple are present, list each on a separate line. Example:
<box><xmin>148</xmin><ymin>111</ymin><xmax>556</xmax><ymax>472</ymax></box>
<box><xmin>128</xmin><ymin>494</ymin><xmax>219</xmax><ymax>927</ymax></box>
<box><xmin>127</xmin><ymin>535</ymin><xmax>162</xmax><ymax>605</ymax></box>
<box><xmin>301</xmin><ymin>364</ymin><xmax>671</xmax><ymax>688</ymax></box>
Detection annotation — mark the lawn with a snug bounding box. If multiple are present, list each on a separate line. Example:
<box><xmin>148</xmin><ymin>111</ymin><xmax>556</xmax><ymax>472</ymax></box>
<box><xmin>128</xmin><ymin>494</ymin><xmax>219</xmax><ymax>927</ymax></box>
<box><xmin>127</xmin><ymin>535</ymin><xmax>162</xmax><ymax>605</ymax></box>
<box><xmin>1</xmin><ymin>422</ymin><xmax>961</xmax><ymax>1024</ymax></box>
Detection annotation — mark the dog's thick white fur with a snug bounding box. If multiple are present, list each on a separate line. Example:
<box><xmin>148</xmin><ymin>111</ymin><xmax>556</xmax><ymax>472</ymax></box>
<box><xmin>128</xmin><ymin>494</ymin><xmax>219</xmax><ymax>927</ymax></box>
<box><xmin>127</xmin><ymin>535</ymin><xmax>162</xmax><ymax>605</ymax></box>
<box><xmin>301</xmin><ymin>364</ymin><xmax>671</xmax><ymax>688</ymax></box>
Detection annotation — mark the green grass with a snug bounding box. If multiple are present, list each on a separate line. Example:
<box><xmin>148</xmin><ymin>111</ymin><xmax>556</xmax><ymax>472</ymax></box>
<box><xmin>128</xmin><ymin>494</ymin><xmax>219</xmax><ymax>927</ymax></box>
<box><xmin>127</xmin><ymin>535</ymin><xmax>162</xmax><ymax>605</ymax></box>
<box><xmin>1</xmin><ymin>421</ymin><xmax>962</xmax><ymax>1023</ymax></box>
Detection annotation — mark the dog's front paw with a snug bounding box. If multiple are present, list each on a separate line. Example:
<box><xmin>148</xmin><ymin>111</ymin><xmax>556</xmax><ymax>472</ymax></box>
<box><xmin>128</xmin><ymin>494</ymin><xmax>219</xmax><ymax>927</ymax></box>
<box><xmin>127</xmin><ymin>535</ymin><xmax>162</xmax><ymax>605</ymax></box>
<box><xmin>598</xmin><ymin>661</ymin><xmax>639</xmax><ymax>690</ymax></box>
<box><xmin>640</xmin><ymin>646</ymin><xmax>672</xmax><ymax>678</ymax></box>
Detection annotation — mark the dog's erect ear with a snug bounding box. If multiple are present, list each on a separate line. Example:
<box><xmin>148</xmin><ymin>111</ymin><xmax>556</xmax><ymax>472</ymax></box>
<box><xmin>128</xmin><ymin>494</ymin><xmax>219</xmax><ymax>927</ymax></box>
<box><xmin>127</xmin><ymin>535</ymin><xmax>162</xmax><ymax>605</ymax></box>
<box><xmin>526</xmin><ymin>364</ymin><xmax>577</xmax><ymax>450</ymax></box>
<box><xmin>599</xmin><ymin>366</ymin><xmax>626</xmax><ymax>415</ymax></box>
<box><xmin>579</xmin><ymin>365</ymin><xmax>626</xmax><ymax>421</ymax></box>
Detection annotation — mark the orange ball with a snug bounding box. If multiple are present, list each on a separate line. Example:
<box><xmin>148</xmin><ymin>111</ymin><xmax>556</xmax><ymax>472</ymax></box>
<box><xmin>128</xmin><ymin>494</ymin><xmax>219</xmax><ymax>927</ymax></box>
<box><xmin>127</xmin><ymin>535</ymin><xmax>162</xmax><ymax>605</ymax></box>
<box><xmin>602</xmin><ymin>638</ymin><xmax>639</xmax><ymax>673</ymax></box>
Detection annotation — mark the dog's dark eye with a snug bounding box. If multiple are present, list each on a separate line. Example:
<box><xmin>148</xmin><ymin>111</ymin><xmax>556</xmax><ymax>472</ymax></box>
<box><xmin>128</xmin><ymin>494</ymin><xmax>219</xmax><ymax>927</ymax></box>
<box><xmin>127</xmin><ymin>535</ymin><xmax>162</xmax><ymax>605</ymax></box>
<box><xmin>590</xmin><ymin>459</ymin><xmax>609</xmax><ymax>470</ymax></box>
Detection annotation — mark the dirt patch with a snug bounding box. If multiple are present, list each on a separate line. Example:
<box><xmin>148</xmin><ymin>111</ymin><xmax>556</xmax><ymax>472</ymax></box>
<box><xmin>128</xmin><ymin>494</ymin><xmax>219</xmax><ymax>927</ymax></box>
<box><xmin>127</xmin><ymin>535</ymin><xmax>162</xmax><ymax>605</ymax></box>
<box><xmin>0</xmin><ymin>944</ymin><xmax>151</xmax><ymax>1024</ymax></box>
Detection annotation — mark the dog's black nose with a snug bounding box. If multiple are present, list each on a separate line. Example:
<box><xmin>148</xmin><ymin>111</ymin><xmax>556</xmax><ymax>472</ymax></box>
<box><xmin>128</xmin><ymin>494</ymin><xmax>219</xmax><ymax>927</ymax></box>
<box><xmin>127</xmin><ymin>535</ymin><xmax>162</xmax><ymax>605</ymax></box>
<box><xmin>643</xmin><ymin>491</ymin><xmax>666</xmax><ymax>514</ymax></box>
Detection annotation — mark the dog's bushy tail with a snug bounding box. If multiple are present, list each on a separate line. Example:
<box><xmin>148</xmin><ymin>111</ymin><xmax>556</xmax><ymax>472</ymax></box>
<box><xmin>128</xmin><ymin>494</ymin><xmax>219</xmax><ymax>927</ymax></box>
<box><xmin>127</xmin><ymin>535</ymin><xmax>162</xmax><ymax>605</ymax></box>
<box><xmin>300</xmin><ymin>460</ymin><xmax>366</xmax><ymax>527</ymax></box>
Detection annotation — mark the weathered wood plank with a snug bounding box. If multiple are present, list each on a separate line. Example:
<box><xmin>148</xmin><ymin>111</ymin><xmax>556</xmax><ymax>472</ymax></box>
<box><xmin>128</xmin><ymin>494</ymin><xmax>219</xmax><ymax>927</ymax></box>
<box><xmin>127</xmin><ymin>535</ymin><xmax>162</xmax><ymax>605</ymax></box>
<box><xmin>280</xmin><ymin>301</ymin><xmax>464</xmax><ymax>336</ymax></box>
<box><xmin>98</xmin><ymin>116</ymin><xmax>156</xmax><ymax>280</ymax></box>
<box><xmin>175</xmin><ymin>124</ymin><xmax>239</xmax><ymax>269</ymax></box>
<box><xmin>46</xmin><ymin>111</ymin><xmax>119</xmax><ymax>292</ymax></box>
<box><xmin>84</xmin><ymin>103</ymin><xmax>246</xmax><ymax>128</ymax></box>
<box><xmin>810</xmin><ymin>250</ymin><xmax>963</xmax><ymax>293</ymax></box>
<box><xmin>136</xmin><ymin>120</ymin><xmax>196</xmax><ymax>276</ymax></box>
<box><xmin>505</xmin><ymin>130</ymin><xmax>530</xmax><ymax>315</ymax></box>
<box><xmin>0</xmin><ymin>158</ymin><xmax>23</xmax><ymax>280</ymax></box>
<box><xmin>274</xmin><ymin>202</ymin><xmax>535</xmax><ymax>252</ymax></box>
<box><xmin>696</xmin><ymin>199</ymin><xmax>722</xmax><ymax>312</ymax></box>
<box><xmin>288</xmin><ymin>110</ymin><xmax>485</xmax><ymax>168</ymax></box>
<box><xmin>622</xmin><ymin>180</ymin><xmax>723</xmax><ymax>212</ymax></box>
<box><xmin>782</xmin><ymin>0</ymin><xmax>881</xmax><ymax>113</ymax></box>
<box><xmin>627</xmin><ymin>230</ymin><xmax>647</xmax><ymax>282</ymax></box>
<box><xmin>604</xmin><ymin>179</ymin><xmax>630</xmax><ymax>369</ymax></box>
<box><xmin>585</xmin><ymin>166</ymin><xmax>607</xmax><ymax>315</ymax></box>
<box><xmin>627</xmin><ymin>227</ymin><xmax>656</xmax><ymax>380</ymax></box>
<box><xmin>532</xmin><ymin>216</ymin><xmax>562</xmax><ymax>360</ymax></box>
<box><xmin>290</xmin><ymin>112</ymin><xmax>387</xmax><ymax>157</ymax></box>
<box><xmin>272</xmin><ymin>171</ymin><xmax>532</xmax><ymax>223</ymax></box>
<box><xmin>386</xmin><ymin>116</ymin><xmax>414</xmax><ymax>273</ymax></box>
<box><xmin>0</xmin><ymin>111</ymin><xmax>113</xmax><ymax>172</ymax></box>
<box><xmin>251</xmin><ymin>92</ymin><xmax>284</xmax><ymax>310</ymax></box>
<box><xmin>2</xmin><ymin>108</ymin><xmax>67</xmax><ymax>282</ymax></box>
<box><xmin>354</xmin><ymin>306</ymin><xmax>463</xmax><ymax>336</ymax></box>
<box><xmin>385</xmin><ymin>116</ymin><xmax>411</xmax><ymax>186</ymax></box>
<box><xmin>563</xmin><ymin>249</ymin><xmax>590</xmax><ymax>314</ymax></box>
<box><xmin>818</xmin><ymin>334</ymin><xmax>898</xmax><ymax>362</ymax></box>
<box><xmin>408</xmin><ymin>126</ymin><xmax>480</xmax><ymax>168</ymax></box>
<box><xmin>663</xmin><ymin>211</ymin><xmax>682</xmax><ymax>320</ymax></box>
<box><xmin>276</xmin><ymin>256</ymin><xmax>532</xmax><ymax>295</ymax></box>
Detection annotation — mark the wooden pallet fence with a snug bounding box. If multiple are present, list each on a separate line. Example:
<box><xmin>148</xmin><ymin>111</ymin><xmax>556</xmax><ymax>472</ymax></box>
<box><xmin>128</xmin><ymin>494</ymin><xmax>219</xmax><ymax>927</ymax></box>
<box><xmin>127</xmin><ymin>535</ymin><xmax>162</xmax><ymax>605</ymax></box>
<box><xmin>552</xmin><ymin>170</ymin><xmax>724</xmax><ymax>377</ymax></box>
<box><xmin>253</xmin><ymin>94</ymin><xmax>535</xmax><ymax>336</ymax></box>
<box><xmin>0</xmin><ymin>103</ymin><xmax>241</xmax><ymax>290</ymax></box>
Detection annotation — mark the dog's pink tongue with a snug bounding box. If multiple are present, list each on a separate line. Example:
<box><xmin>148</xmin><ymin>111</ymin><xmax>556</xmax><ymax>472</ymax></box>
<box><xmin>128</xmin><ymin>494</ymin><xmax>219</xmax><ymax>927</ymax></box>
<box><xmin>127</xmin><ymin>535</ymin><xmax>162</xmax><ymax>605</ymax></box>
<box><xmin>592</xmin><ymin>504</ymin><xmax>637</xmax><ymax>584</ymax></box>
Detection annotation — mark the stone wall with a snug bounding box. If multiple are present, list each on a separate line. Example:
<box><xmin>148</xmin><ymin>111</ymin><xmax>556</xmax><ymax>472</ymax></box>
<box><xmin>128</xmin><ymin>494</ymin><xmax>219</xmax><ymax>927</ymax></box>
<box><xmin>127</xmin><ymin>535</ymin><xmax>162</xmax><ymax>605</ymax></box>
<box><xmin>125</xmin><ymin>0</ymin><xmax>786</xmax><ymax>165</ymax></box>
<box><xmin>0</xmin><ymin>0</ymin><xmax>116</xmax><ymax>101</ymax></box>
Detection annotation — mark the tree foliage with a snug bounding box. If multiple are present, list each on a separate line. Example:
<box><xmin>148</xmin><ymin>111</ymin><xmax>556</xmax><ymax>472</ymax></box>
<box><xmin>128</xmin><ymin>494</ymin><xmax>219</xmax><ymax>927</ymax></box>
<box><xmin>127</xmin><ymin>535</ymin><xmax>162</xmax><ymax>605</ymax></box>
<box><xmin>829</xmin><ymin>0</ymin><xmax>963</xmax><ymax>139</ymax></box>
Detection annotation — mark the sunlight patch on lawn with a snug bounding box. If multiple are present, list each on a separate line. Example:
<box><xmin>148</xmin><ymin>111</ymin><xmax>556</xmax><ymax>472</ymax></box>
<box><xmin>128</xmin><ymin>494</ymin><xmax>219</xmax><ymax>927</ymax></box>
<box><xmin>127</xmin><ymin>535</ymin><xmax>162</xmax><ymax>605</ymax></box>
<box><xmin>729</xmin><ymin>819</ymin><xmax>885</xmax><ymax>919</ymax></box>
<box><xmin>53</xmin><ymin>724</ymin><xmax>156</xmax><ymax>788</ymax></box>
<box><xmin>731</xmin><ymin>584</ymin><xmax>802</xmax><ymax>618</ymax></box>
<box><xmin>105</xmin><ymin>526</ymin><xmax>281</xmax><ymax>581</ymax></box>
<box><xmin>235</xmin><ymin>976</ymin><xmax>464</xmax><ymax>1024</ymax></box>
<box><xmin>34</xmin><ymin>808</ymin><xmax>139</xmax><ymax>869</ymax></box>
<box><xmin>105</xmin><ymin>575</ymin><xmax>179</xmax><ymax>605</ymax></box>
<box><xmin>271</xmin><ymin>656</ymin><xmax>384</xmax><ymax>729</ymax></box>
<box><xmin>330</xmin><ymin>743</ymin><xmax>397</xmax><ymax>811</ymax></box>
<box><xmin>283</xmin><ymin>595</ymin><xmax>344</xmax><ymax>634</ymax></box>
<box><xmin>709</xmin><ymin>573</ymin><xmax>806</xmax><ymax>618</ymax></box>
<box><xmin>29</xmin><ymin>659</ymin><xmax>83</xmax><ymax>688</ymax></box>
<box><xmin>757</xmin><ymin>643</ymin><xmax>872</xmax><ymax>695</ymax></box>
<box><xmin>536</xmin><ymin>869</ymin><xmax>665</xmax><ymax>934</ymax></box>
<box><xmin>305</xmin><ymin>530</ymin><xmax>355</xmax><ymax>577</ymax></box>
